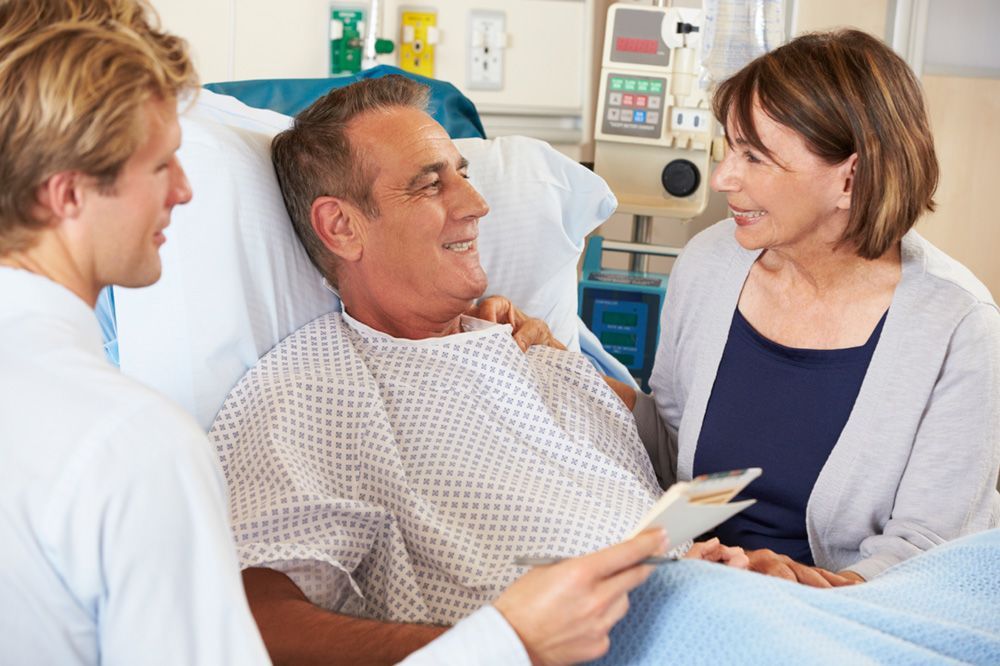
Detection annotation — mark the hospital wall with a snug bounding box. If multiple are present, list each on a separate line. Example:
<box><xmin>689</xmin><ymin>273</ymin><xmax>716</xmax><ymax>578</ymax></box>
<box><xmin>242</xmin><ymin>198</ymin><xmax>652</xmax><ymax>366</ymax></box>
<box><xmin>149</xmin><ymin>0</ymin><xmax>1000</xmax><ymax>299</ymax></box>
<box><xmin>153</xmin><ymin>0</ymin><xmax>601</xmax><ymax>153</ymax></box>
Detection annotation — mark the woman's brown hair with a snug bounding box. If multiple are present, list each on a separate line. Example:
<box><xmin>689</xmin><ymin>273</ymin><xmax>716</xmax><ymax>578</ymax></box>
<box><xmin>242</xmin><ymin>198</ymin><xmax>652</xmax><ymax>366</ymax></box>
<box><xmin>713</xmin><ymin>29</ymin><xmax>938</xmax><ymax>259</ymax></box>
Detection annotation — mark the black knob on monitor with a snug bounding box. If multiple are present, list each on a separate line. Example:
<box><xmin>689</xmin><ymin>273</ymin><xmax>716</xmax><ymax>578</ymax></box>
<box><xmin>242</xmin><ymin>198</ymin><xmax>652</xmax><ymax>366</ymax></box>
<box><xmin>661</xmin><ymin>159</ymin><xmax>700</xmax><ymax>197</ymax></box>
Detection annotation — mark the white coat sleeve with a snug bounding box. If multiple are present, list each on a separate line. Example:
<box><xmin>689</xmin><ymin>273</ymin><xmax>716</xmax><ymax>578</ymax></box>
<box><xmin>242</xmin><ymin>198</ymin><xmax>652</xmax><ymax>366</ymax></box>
<box><xmin>396</xmin><ymin>606</ymin><xmax>530</xmax><ymax>666</ymax></box>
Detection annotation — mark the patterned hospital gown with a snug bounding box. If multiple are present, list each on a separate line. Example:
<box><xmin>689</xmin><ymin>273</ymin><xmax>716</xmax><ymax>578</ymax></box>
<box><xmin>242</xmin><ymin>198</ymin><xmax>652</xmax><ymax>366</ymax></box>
<box><xmin>210</xmin><ymin>312</ymin><xmax>661</xmax><ymax>624</ymax></box>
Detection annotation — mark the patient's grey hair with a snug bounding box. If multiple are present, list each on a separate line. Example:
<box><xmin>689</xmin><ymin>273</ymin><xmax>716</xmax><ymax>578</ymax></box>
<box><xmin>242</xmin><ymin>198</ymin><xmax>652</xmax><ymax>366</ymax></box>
<box><xmin>271</xmin><ymin>75</ymin><xmax>431</xmax><ymax>286</ymax></box>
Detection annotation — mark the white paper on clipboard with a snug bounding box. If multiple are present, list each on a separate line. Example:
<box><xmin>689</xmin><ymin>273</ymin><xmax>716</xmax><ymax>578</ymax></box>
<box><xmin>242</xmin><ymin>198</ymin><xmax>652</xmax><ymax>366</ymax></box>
<box><xmin>627</xmin><ymin>468</ymin><xmax>762</xmax><ymax>542</ymax></box>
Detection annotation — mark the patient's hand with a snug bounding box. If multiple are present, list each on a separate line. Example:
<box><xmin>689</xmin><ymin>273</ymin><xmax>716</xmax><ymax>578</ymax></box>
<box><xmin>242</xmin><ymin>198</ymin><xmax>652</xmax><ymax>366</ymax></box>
<box><xmin>494</xmin><ymin>528</ymin><xmax>668</xmax><ymax>666</ymax></box>
<box><xmin>684</xmin><ymin>537</ymin><xmax>749</xmax><ymax>569</ymax></box>
<box><xmin>746</xmin><ymin>548</ymin><xmax>860</xmax><ymax>588</ymax></box>
<box><xmin>468</xmin><ymin>295</ymin><xmax>567</xmax><ymax>352</ymax></box>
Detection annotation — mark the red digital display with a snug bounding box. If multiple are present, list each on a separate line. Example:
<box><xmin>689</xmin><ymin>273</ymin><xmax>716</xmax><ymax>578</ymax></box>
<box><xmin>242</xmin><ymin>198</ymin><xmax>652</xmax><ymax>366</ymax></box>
<box><xmin>616</xmin><ymin>37</ymin><xmax>658</xmax><ymax>54</ymax></box>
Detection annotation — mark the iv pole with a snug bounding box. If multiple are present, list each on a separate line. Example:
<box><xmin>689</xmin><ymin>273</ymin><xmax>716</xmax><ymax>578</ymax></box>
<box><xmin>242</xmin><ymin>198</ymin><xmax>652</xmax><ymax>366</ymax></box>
<box><xmin>630</xmin><ymin>0</ymin><xmax>673</xmax><ymax>274</ymax></box>
<box><xmin>361</xmin><ymin>0</ymin><xmax>382</xmax><ymax>69</ymax></box>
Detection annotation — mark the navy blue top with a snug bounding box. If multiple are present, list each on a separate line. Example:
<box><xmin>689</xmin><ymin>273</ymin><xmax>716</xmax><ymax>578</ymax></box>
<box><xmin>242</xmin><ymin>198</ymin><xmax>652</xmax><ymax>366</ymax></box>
<box><xmin>693</xmin><ymin>308</ymin><xmax>887</xmax><ymax>565</ymax></box>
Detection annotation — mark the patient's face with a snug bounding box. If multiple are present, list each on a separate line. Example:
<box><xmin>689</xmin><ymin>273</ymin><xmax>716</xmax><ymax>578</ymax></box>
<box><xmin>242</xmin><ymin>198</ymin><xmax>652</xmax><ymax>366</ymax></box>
<box><xmin>346</xmin><ymin>107</ymin><xmax>490</xmax><ymax>328</ymax></box>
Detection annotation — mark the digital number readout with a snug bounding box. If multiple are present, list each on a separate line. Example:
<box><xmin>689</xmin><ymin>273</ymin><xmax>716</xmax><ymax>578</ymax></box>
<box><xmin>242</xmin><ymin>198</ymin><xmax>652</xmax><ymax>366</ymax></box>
<box><xmin>615</xmin><ymin>37</ymin><xmax>658</xmax><ymax>54</ymax></box>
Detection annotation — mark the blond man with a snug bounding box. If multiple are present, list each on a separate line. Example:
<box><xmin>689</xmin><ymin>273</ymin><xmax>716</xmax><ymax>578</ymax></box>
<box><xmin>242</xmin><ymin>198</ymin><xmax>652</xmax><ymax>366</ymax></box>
<box><xmin>0</xmin><ymin>9</ymin><xmax>271</xmax><ymax>663</ymax></box>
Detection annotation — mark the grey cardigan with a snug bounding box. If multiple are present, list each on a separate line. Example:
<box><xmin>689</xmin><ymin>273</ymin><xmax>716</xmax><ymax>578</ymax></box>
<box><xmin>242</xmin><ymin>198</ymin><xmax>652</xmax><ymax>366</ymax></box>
<box><xmin>635</xmin><ymin>220</ymin><xmax>1000</xmax><ymax>579</ymax></box>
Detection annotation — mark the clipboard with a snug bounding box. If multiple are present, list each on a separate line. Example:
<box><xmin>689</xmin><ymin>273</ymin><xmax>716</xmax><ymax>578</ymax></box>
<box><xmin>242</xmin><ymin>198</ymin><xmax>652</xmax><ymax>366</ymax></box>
<box><xmin>627</xmin><ymin>468</ymin><xmax>762</xmax><ymax>543</ymax></box>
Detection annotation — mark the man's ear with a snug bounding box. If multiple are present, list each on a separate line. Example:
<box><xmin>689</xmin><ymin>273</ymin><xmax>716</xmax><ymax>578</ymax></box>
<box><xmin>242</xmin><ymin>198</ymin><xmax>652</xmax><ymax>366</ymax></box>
<box><xmin>311</xmin><ymin>196</ymin><xmax>367</xmax><ymax>262</ymax></box>
<box><xmin>835</xmin><ymin>153</ymin><xmax>858</xmax><ymax>211</ymax></box>
<box><xmin>34</xmin><ymin>171</ymin><xmax>86</xmax><ymax>223</ymax></box>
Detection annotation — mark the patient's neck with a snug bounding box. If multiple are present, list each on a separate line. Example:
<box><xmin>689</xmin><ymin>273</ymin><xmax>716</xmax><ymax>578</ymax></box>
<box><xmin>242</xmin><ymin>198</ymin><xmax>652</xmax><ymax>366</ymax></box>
<box><xmin>340</xmin><ymin>289</ymin><xmax>468</xmax><ymax>340</ymax></box>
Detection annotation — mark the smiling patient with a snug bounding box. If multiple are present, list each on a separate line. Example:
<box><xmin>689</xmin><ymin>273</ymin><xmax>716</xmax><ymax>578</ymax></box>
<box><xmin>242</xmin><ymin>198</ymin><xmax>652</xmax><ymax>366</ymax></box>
<box><xmin>208</xmin><ymin>75</ymin><xmax>747</xmax><ymax>662</ymax></box>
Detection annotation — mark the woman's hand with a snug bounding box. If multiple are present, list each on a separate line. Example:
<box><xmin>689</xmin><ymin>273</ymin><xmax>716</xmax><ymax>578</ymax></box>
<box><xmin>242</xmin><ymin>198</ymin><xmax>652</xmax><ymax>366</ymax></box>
<box><xmin>684</xmin><ymin>537</ymin><xmax>749</xmax><ymax>569</ymax></box>
<box><xmin>746</xmin><ymin>548</ymin><xmax>860</xmax><ymax>587</ymax></box>
<box><xmin>467</xmin><ymin>296</ymin><xmax>566</xmax><ymax>352</ymax></box>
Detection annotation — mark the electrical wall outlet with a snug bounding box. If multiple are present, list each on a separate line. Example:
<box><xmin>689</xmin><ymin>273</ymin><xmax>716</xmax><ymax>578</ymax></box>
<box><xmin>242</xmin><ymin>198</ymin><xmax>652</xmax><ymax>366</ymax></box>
<box><xmin>399</xmin><ymin>8</ymin><xmax>438</xmax><ymax>77</ymax></box>
<box><xmin>468</xmin><ymin>10</ymin><xmax>506</xmax><ymax>90</ymax></box>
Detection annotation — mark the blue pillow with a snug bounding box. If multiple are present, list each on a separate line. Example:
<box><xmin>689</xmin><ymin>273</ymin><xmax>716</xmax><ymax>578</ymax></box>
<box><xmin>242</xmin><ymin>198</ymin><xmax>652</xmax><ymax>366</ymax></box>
<box><xmin>204</xmin><ymin>65</ymin><xmax>485</xmax><ymax>139</ymax></box>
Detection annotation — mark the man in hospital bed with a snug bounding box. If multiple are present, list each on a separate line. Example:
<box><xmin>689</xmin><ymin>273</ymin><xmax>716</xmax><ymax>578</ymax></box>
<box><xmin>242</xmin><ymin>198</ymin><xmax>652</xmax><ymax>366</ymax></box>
<box><xmin>209</xmin><ymin>74</ymin><xmax>749</xmax><ymax>661</ymax></box>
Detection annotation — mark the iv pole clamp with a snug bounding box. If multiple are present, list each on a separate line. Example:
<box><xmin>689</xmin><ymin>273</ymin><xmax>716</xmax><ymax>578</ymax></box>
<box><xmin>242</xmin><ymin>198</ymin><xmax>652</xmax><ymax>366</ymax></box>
<box><xmin>629</xmin><ymin>215</ymin><xmax>654</xmax><ymax>273</ymax></box>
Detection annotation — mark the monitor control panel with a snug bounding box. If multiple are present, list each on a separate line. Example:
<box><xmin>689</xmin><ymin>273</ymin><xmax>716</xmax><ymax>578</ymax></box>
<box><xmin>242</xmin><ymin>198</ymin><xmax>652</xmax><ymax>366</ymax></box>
<box><xmin>600</xmin><ymin>74</ymin><xmax>667</xmax><ymax>139</ymax></box>
<box><xmin>593</xmin><ymin>3</ymin><xmax>714</xmax><ymax>218</ymax></box>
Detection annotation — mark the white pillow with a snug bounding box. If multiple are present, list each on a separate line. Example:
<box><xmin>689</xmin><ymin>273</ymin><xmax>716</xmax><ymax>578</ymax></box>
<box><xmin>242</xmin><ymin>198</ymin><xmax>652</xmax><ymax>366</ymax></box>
<box><xmin>459</xmin><ymin>135</ymin><xmax>616</xmax><ymax>348</ymax></box>
<box><xmin>116</xmin><ymin>89</ymin><xmax>615</xmax><ymax>429</ymax></box>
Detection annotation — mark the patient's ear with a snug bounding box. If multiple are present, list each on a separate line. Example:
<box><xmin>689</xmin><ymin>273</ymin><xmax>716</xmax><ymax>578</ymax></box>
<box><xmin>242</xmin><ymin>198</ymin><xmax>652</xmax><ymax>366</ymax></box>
<box><xmin>311</xmin><ymin>196</ymin><xmax>366</xmax><ymax>262</ymax></box>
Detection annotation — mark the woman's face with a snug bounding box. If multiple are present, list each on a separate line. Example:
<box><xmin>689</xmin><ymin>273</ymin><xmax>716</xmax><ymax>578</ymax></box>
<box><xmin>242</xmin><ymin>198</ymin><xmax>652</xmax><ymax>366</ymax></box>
<box><xmin>709</xmin><ymin>102</ymin><xmax>856</xmax><ymax>255</ymax></box>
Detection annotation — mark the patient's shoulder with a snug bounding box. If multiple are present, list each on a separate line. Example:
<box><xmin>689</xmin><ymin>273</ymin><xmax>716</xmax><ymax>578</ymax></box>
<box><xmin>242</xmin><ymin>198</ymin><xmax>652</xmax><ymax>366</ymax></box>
<box><xmin>248</xmin><ymin>312</ymin><xmax>371</xmax><ymax>384</ymax></box>
<box><xmin>210</xmin><ymin>312</ymin><xmax>376</xmax><ymax>432</ymax></box>
<box><xmin>262</xmin><ymin>311</ymin><xmax>351</xmax><ymax>360</ymax></box>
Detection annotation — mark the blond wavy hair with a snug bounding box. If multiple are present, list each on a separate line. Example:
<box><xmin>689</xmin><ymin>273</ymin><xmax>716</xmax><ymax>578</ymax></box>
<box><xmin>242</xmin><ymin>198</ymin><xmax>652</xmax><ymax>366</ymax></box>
<box><xmin>0</xmin><ymin>0</ymin><xmax>197</xmax><ymax>254</ymax></box>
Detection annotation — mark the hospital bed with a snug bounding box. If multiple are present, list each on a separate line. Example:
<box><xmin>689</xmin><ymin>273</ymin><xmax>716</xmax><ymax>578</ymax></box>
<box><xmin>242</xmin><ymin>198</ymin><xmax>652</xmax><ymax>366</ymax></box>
<box><xmin>91</xmin><ymin>69</ymin><xmax>1000</xmax><ymax>664</ymax></box>
<box><xmin>98</xmin><ymin>65</ymin><xmax>635</xmax><ymax>430</ymax></box>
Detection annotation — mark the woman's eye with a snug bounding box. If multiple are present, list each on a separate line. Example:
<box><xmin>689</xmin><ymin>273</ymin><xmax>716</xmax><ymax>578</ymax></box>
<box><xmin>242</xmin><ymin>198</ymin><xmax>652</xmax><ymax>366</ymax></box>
<box><xmin>744</xmin><ymin>151</ymin><xmax>761</xmax><ymax>164</ymax></box>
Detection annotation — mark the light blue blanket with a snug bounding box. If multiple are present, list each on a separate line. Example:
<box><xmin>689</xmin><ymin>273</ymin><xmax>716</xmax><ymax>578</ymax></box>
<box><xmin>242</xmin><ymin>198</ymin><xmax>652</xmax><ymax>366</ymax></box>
<box><xmin>599</xmin><ymin>529</ymin><xmax>1000</xmax><ymax>664</ymax></box>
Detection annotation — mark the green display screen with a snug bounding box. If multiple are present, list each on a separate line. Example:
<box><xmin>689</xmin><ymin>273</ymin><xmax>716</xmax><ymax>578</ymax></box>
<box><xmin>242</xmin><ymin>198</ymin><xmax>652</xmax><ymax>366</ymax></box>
<box><xmin>601</xmin><ymin>331</ymin><xmax>636</xmax><ymax>347</ymax></box>
<box><xmin>612</xmin><ymin>353</ymin><xmax>635</xmax><ymax>367</ymax></box>
<box><xmin>602</xmin><ymin>311</ymin><xmax>638</xmax><ymax>327</ymax></box>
